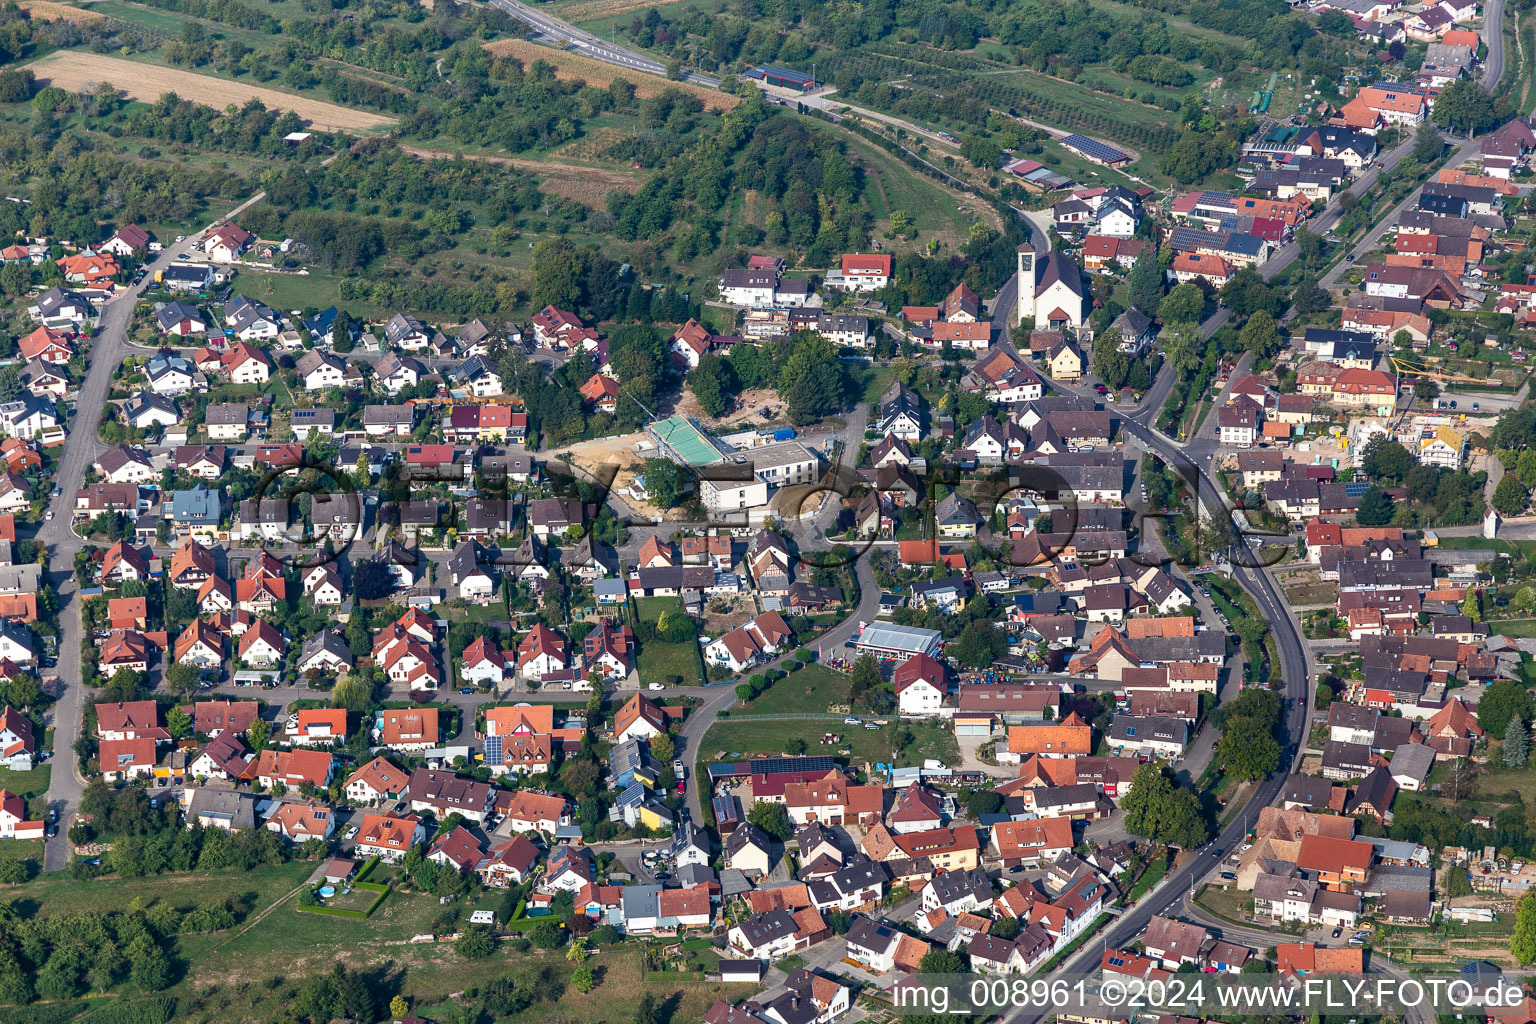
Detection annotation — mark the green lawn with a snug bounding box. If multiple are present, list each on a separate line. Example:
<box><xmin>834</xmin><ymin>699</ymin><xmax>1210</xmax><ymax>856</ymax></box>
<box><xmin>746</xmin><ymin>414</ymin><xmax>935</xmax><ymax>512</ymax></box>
<box><xmin>1125</xmin><ymin>853</ymin><xmax>1169</xmax><ymax>903</ymax></box>
<box><xmin>235</xmin><ymin>269</ymin><xmax>391</xmax><ymax>323</ymax></box>
<box><xmin>3</xmin><ymin>858</ymin><xmax>750</xmax><ymax>1023</ymax></box>
<box><xmin>635</xmin><ymin>596</ymin><xmax>705</xmax><ymax>686</ymax></box>
<box><xmin>1487</xmin><ymin>619</ymin><xmax>1536</xmax><ymax>637</ymax></box>
<box><xmin>8</xmin><ymin>862</ymin><xmax>312</xmax><ymax>921</ymax></box>
<box><xmin>700</xmin><ymin>714</ymin><xmax>959</xmax><ymax>768</ymax></box>
<box><xmin>838</xmin><ymin>131</ymin><xmax>981</xmax><ymax>243</ymax></box>
<box><xmin>739</xmin><ymin>663</ymin><xmax>852</xmax><ymax>715</ymax></box>
<box><xmin>0</xmin><ymin>764</ymin><xmax>52</xmax><ymax>819</ymax></box>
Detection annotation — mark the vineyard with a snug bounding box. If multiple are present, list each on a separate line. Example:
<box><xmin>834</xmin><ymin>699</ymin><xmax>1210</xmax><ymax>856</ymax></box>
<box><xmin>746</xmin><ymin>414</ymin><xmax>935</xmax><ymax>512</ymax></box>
<box><xmin>819</xmin><ymin>50</ymin><xmax>1182</xmax><ymax>156</ymax></box>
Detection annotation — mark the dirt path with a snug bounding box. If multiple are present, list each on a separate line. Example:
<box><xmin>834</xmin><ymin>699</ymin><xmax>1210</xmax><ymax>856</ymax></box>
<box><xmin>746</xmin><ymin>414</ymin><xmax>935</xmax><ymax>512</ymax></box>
<box><xmin>209</xmin><ymin>868</ymin><xmax>320</xmax><ymax>953</ymax></box>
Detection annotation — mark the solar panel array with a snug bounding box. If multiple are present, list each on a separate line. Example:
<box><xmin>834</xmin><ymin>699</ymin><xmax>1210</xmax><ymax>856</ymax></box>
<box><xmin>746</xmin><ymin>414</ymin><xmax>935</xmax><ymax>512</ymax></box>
<box><xmin>1060</xmin><ymin>134</ymin><xmax>1130</xmax><ymax>164</ymax></box>
<box><xmin>748</xmin><ymin>755</ymin><xmax>838</xmax><ymax>776</ymax></box>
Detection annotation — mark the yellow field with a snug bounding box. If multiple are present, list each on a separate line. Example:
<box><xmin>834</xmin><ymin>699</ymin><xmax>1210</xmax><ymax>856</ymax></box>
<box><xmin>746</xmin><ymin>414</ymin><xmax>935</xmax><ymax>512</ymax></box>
<box><xmin>26</xmin><ymin>51</ymin><xmax>396</xmax><ymax>133</ymax></box>
<box><xmin>18</xmin><ymin>2</ymin><xmax>104</xmax><ymax>22</ymax></box>
<box><xmin>482</xmin><ymin>38</ymin><xmax>738</xmax><ymax>111</ymax></box>
<box><xmin>549</xmin><ymin>0</ymin><xmax>674</xmax><ymax>21</ymax></box>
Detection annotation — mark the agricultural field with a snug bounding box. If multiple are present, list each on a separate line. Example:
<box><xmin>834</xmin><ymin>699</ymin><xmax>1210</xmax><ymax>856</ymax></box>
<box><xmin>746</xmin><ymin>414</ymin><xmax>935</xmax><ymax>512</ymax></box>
<box><xmin>25</xmin><ymin>51</ymin><xmax>396</xmax><ymax>133</ymax></box>
<box><xmin>17</xmin><ymin>0</ymin><xmax>104</xmax><ymax>22</ymax></box>
<box><xmin>482</xmin><ymin>38</ymin><xmax>738</xmax><ymax>111</ymax></box>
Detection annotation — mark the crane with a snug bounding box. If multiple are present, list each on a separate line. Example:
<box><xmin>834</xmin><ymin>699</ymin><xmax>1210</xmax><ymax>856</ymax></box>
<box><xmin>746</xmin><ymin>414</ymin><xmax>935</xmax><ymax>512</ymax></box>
<box><xmin>1388</xmin><ymin>355</ymin><xmax>1500</xmax><ymax>387</ymax></box>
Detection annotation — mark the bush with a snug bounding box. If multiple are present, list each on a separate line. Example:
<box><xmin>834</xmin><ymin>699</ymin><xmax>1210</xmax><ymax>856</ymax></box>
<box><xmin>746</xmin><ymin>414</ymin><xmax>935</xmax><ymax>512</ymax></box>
<box><xmin>529</xmin><ymin>920</ymin><xmax>565</xmax><ymax>949</ymax></box>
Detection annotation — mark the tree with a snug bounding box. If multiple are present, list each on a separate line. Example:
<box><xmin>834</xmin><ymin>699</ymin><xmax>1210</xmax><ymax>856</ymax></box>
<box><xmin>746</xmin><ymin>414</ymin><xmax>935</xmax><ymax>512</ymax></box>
<box><xmin>1128</xmin><ymin>249</ymin><xmax>1164</xmax><ymax>316</ymax></box>
<box><xmin>1413</xmin><ymin>120</ymin><xmax>1445</xmax><ymax>162</ymax></box>
<box><xmin>651</xmin><ymin>733</ymin><xmax>675</xmax><ymax>763</ymax></box>
<box><xmin>561</xmin><ymin>758</ymin><xmax>601</xmax><ymax>797</ymax></box>
<box><xmin>352</xmin><ymin>558</ymin><xmax>397</xmax><ymax>600</ymax></box>
<box><xmin>165</xmin><ymin>663</ymin><xmax>201</xmax><ymax>697</ymax></box>
<box><xmin>1518</xmin><ymin>449</ymin><xmax>1536</xmax><ymax>488</ymax></box>
<box><xmin>919</xmin><ymin>948</ymin><xmax>967</xmax><ymax>974</ymax></box>
<box><xmin>1493</xmin><ymin>474</ymin><xmax>1530</xmax><ymax>517</ymax></box>
<box><xmin>1432</xmin><ymin>78</ymin><xmax>1501</xmax><ymax>136</ymax></box>
<box><xmin>131</xmin><ymin>945</ymin><xmax>171</xmax><ymax>991</ymax></box>
<box><xmin>1515</xmin><ymin>585</ymin><xmax>1536</xmax><ymax>616</ymax></box>
<box><xmin>1443</xmin><ymin>864</ymin><xmax>1473</xmax><ymax>899</ymax></box>
<box><xmin>390</xmin><ymin>995</ymin><xmax>411</xmax><ymax>1019</ymax></box>
<box><xmin>0</xmin><ymin>368</ymin><xmax>20</xmax><ymax>403</ymax></box>
<box><xmin>748</xmin><ymin>800</ymin><xmax>794</xmax><ymax>840</ymax></box>
<box><xmin>690</xmin><ymin>354</ymin><xmax>736</xmax><ymax>417</ymax></box>
<box><xmin>1317</xmin><ymin>8</ymin><xmax>1354</xmax><ymax>34</ymax></box>
<box><xmin>331</xmin><ymin>675</ymin><xmax>375</xmax><ymax>713</ymax></box>
<box><xmin>1294</xmin><ymin>228</ymin><xmax>1323</xmax><ymax>267</ymax></box>
<box><xmin>572</xmin><ymin>965</ymin><xmax>596</xmax><ymax>992</ymax></box>
<box><xmin>249</xmin><ymin>716</ymin><xmax>270</xmax><ymax>752</ymax></box>
<box><xmin>529</xmin><ymin>919</ymin><xmax>565</xmax><ymax>949</ymax></box>
<box><xmin>1414</xmin><ymin>377</ymin><xmax>1440</xmax><ymax>403</ymax></box>
<box><xmin>1462</xmin><ymin>588</ymin><xmax>1483</xmax><ymax>623</ymax></box>
<box><xmin>638</xmin><ymin>458</ymin><xmax>693</xmax><ymax>508</ymax></box>
<box><xmin>1214</xmin><ymin>714</ymin><xmax>1280</xmax><ymax>782</ymax></box>
<box><xmin>1237</xmin><ymin>310</ymin><xmax>1282</xmax><ymax>361</ymax></box>
<box><xmin>636</xmin><ymin>992</ymin><xmax>662</xmax><ymax>1024</ymax></box>
<box><xmin>166</xmin><ymin>705</ymin><xmax>193</xmax><ymax>740</ymax></box>
<box><xmin>966</xmin><ymin>789</ymin><xmax>1002</xmax><ymax>817</ymax></box>
<box><xmin>1119</xmin><ymin>763</ymin><xmax>1210</xmax><ymax>849</ymax></box>
<box><xmin>1444</xmin><ymin>756</ymin><xmax>1479</xmax><ymax>802</ymax></box>
<box><xmin>1291</xmin><ymin>274</ymin><xmax>1330</xmax><ymax>315</ymax></box>
<box><xmin>1478</xmin><ymin>679</ymin><xmax>1533</xmax><ymax>736</ymax></box>
<box><xmin>849</xmin><ymin>654</ymin><xmax>882</xmax><ymax>704</ymax></box>
<box><xmin>1158</xmin><ymin>282</ymin><xmax>1206</xmax><ymax>324</ymax></box>
<box><xmin>949</xmin><ymin>620</ymin><xmax>1007</xmax><ymax>670</ymax></box>
<box><xmin>1514</xmin><ymin>892</ymin><xmax>1536</xmax><ymax>963</ymax></box>
<box><xmin>1506</xmin><ymin>717</ymin><xmax>1530</xmax><ymax>768</ymax></box>
<box><xmin>1355</xmin><ymin>485</ymin><xmax>1394</xmax><ymax>526</ymax></box>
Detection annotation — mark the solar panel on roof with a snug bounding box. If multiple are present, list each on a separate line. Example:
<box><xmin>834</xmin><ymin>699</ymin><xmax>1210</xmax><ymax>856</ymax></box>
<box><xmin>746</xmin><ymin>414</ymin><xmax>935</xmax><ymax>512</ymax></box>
<box><xmin>1060</xmin><ymin>134</ymin><xmax>1130</xmax><ymax>163</ymax></box>
<box><xmin>747</xmin><ymin>755</ymin><xmax>837</xmax><ymax>775</ymax></box>
<box><xmin>1344</xmin><ymin>482</ymin><xmax>1370</xmax><ymax>498</ymax></box>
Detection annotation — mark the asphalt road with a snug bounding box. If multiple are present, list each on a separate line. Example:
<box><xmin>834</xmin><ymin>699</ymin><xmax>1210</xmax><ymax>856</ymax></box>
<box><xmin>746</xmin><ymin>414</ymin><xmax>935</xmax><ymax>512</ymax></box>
<box><xmin>996</xmin><ymin>254</ymin><xmax>1311</xmax><ymax>1024</ymax></box>
<box><xmin>38</xmin><ymin>190</ymin><xmax>269</xmax><ymax>870</ymax></box>
<box><xmin>486</xmin><ymin>0</ymin><xmax>720</xmax><ymax>87</ymax></box>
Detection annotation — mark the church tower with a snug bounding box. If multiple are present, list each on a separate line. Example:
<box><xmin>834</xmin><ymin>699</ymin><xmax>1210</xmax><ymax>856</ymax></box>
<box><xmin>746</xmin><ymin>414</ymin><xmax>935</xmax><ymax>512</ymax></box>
<box><xmin>1016</xmin><ymin>241</ymin><xmax>1037</xmax><ymax>325</ymax></box>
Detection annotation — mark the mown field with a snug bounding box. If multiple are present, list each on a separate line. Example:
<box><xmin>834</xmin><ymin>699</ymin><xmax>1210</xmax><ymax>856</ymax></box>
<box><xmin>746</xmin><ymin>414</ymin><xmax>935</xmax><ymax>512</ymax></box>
<box><xmin>26</xmin><ymin>51</ymin><xmax>396</xmax><ymax>133</ymax></box>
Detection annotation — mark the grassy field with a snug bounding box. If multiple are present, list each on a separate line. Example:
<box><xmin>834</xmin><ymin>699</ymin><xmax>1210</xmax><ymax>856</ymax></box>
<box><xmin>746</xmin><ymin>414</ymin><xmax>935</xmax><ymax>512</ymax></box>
<box><xmin>3</xmin><ymin>858</ymin><xmax>753</xmax><ymax>1022</ymax></box>
<box><xmin>233</xmin><ymin>269</ymin><xmax>391</xmax><ymax>323</ymax></box>
<box><xmin>700</xmin><ymin>713</ymin><xmax>959</xmax><ymax>767</ymax></box>
<box><xmin>739</xmin><ymin>663</ymin><xmax>852</xmax><ymax>716</ymax></box>
<box><xmin>1281</xmin><ymin>581</ymin><xmax>1336</xmax><ymax>605</ymax></box>
<box><xmin>5</xmin><ymin>862</ymin><xmax>311</xmax><ymax>941</ymax></box>
<box><xmin>634</xmin><ymin>596</ymin><xmax>706</xmax><ymax>687</ymax></box>
<box><xmin>1487</xmin><ymin>619</ymin><xmax>1536</xmax><ymax>637</ymax></box>
<box><xmin>25</xmin><ymin>51</ymin><xmax>396</xmax><ymax>133</ymax></box>
<box><xmin>816</xmin><ymin>129</ymin><xmax>991</xmax><ymax>245</ymax></box>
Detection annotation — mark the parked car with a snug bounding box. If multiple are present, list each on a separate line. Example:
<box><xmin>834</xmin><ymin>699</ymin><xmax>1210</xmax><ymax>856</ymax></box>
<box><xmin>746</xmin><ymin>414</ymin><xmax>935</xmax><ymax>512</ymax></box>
<box><xmin>647</xmin><ymin>682</ymin><xmax>665</xmax><ymax>691</ymax></box>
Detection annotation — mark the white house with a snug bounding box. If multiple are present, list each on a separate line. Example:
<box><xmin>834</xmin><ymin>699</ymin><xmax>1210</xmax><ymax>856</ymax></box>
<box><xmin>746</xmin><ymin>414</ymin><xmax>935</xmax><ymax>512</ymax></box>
<box><xmin>893</xmin><ymin>653</ymin><xmax>947</xmax><ymax>717</ymax></box>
